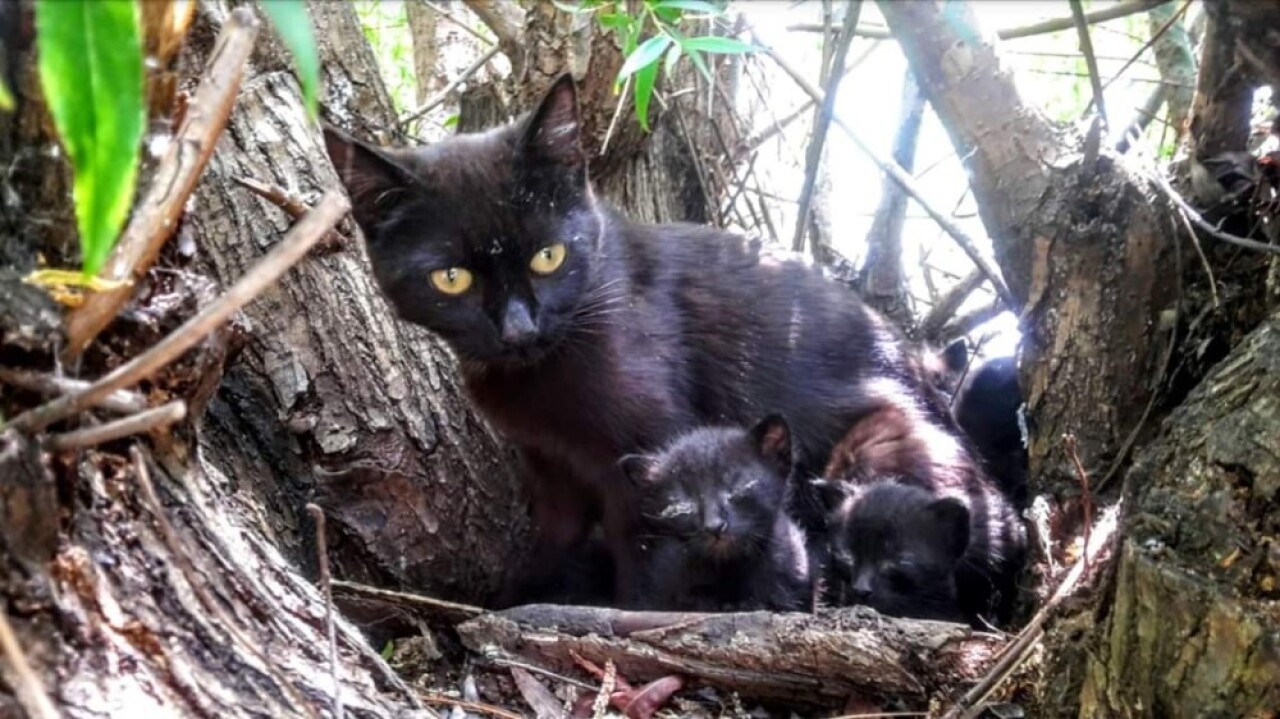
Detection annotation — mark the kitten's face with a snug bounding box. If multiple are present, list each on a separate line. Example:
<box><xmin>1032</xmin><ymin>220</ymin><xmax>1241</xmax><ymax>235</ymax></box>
<box><xmin>825</xmin><ymin>481</ymin><xmax>970</xmax><ymax>622</ymax></box>
<box><xmin>325</xmin><ymin>76</ymin><xmax>608</xmax><ymax>366</ymax></box>
<box><xmin>626</xmin><ymin>416</ymin><xmax>794</xmax><ymax>562</ymax></box>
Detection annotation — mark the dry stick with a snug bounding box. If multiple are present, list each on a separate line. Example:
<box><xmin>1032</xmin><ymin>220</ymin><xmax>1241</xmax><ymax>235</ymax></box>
<box><xmin>46</xmin><ymin>401</ymin><xmax>186</xmax><ymax>451</ymax></box>
<box><xmin>399</xmin><ymin>44</ymin><xmax>501</xmax><ymax>129</ymax></box>
<box><xmin>760</xmin><ymin>40</ymin><xmax>1016</xmax><ymax>310</ymax></box>
<box><xmin>1098</xmin><ymin>0</ymin><xmax>1192</xmax><ymax>96</ymax></box>
<box><xmin>130</xmin><ymin>447</ymin><xmax>322</xmax><ymax>719</ymax></box>
<box><xmin>1062</xmin><ymin>434</ymin><xmax>1094</xmax><ymax>572</ymax></box>
<box><xmin>306</xmin><ymin>504</ymin><xmax>344</xmax><ymax>719</ymax></box>
<box><xmin>232</xmin><ymin>176</ymin><xmax>347</xmax><ymax>250</ymax></box>
<box><xmin>1070</xmin><ymin>0</ymin><xmax>1109</xmax><ymax>128</ymax></box>
<box><xmin>418</xmin><ymin>693</ymin><xmax>523</xmax><ymax>719</ymax></box>
<box><xmin>792</xmin><ymin>1</ymin><xmax>861</xmax><ymax>255</ymax></box>
<box><xmin>944</xmin><ymin>507</ymin><xmax>1121</xmax><ymax>719</ymax></box>
<box><xmin>330</xmin><ymin>580</ymin><xmax>485</xmax><ymax>621</ymax></box>
<box><xmin>0</xmin><ymin>368</ymin><xmax>147</xmax><ymax>415</ymax></box>
<box><xmin>7</xmin><ymin>192</ymin><xmax>349</xmax><ymax>434</ymax></box>
<box><xmin>1152</xmin><ymin>170</ymin><xmax>1280</xmax><ymax>256</ymax></box>
<box><xmin>422</xmin><ymin>0</ymin><xmax>494</xmax><ymax>46</ymax></box>
<box><xmin>64</xmin><ymin>8</ymin><xmax>261</xmax><ymax>359</ymax></box>
<box><xmin>919</xmin><ymin>268</ymin><xmax>986</xmax><ymax>340</ymax></box>
<box><xmin>0</xmin><ymin>609</ymin><xmax>59</xmax><ymax>719</ymax></box>
<box><xmin>787</xmin><ymin>0</ymin><xmax>1166</xmax><ymax>40</ymax></box>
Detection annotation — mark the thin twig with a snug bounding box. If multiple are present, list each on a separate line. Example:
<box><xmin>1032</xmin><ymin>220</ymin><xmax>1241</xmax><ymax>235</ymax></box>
<box><xmin>418</xmin><ymin>693</ymin><xmax>523</xmax><ymax>719</ymax></box>
<box><xmin>131</xmin><ymin>447</ymin><xmax>322</xmax><ymax>719</ymax></box>
<box><xmin>1152</xmin><ymin>171</ymin><xmax>1280</xmax><ymax>256</ymax></box>
<box><xmin>490</xmin><ymin>656</ymin><xmax>599</xmax><ymax>692</ymax></box>
<box><xmin>919</xmin><ymin>268</ymin><xmax>987</xmax><ymax>340</ymax></box>
<box><xmin>944</xmin><ymin>505</ymin><xmax>1121</xmax><ymax>719</ymax></box>
<box><xmin>232</xmin><ymin>176</ymin><xmax>347</xmax><ymax>251</ymax></box>
<box><xmin>793</xmin><ymin>1</ymin><xmax>861</xmax><ymax>254</ymax></box>
<box><xmin>0</xmin><ymin>368</ymin><xmax>147</xmax><ymax>415</ymax></box>
<box><xmin>759</xmin><ymin>37</ymin><xmax>1016</xmax><ymax>309</ymax></box>
<box><xmin>306</xmin><ymin>504</ymin><xmax>343</xmax><ymax>719</ymax></box>
<box><xmin>330</xmin><ymin>580</ymin><xmax>485</xmax><ymax>620</ymax></box>
<box><xmin>422</xmin><ymin>0</ymin><xmax>494</xmax><ymax>46</ymax></box>
<box><xmin>7</xmin><ymin>193</ymin><xmax>349</xmax><ymax>434</ymax></box>
<box><xmin>0</xmin><ymin>609</ymin><xmax>59</xmax><ymax>719</ymax></box>
<box><xmin>1097</xmin><ymin>0</ymin><xmax>1193</xmax><ymax>97</ymax></box>
<box><xmin>64</xmin><ymin>8</ymin><xmax>261</xmax><ymax>359</ymax></box>
<box><xmin>1070</xmin><ymin>0</ymin><xmax>1108</xmax><ymax>128</ymax></box>
<box><xmin>786</xmin><ymin>0</ymin><xmax>1165</xmax><ymax>41</ymax></box>
<box><xmin>46</xmin><ymin>401</ymin><xmax>186</xmax><ymax>451</ymax></box>
<box><xmin>461</xmin><ymin>0</ymin><xmax>524</xmax><ymax>51</ymax></box>
<box><xmin>1062</xmin><ymin>434</ymin><xmax>1093</xmax><ymax>572</ymax></box>
<box><xmin>399</xmin><ymin>45</ymin><xmax>501</xmax><ymax>129</ymax></box>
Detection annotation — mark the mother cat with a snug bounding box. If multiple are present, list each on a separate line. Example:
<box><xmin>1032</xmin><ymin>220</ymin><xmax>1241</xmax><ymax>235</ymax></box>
<box><xmin>324</xmin><ymin>75</ymin><xmax>972</xmax><ymax>606</ymax></box>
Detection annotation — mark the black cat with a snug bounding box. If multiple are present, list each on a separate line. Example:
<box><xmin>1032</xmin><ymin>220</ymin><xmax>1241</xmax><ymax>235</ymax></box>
<box><xmin>817</xmin><ymin>402</ymin><xmax>1025</xmax><ymax>626</ymax></box>
<box><xmin>323</xmin><ymin>75</ymin><xmax>973</xmax><ymax>607</ymax></box>
<box><xmin>622</xmin><ymin>415</ymin><xmax>811</xmax><ymax>612</ymax></box>
<box><xmin>951</xmin><ymin>354</ymin><xmax>1028</xmax><ymax>508</ymax></box>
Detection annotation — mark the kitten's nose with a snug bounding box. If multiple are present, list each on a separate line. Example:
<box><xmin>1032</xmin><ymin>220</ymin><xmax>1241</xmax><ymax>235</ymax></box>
<box><xmin>704</xmin><ymin>516</ymin><xmax>728</xmax><ymax>537</ymax></box>
<box><xmin>501</xmin><ymin>299</ymin><xmax>537</xmax><ymax>345</ymax></box>
<box><xmin>850</xmin><ymin>573</ymin><xmax>874</xmax><ymax>603</ymax></box>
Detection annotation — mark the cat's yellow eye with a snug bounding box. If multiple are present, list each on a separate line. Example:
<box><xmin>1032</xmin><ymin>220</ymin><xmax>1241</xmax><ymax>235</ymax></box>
<box><xmin>429</xmin><ymin>267</ymin><xmax>473</xmax><ymax>296</ymax></box>
<box><xmin>529</xmin><ymin>243</ymin><xmax>567</xmax><ymax>276</ymax></box>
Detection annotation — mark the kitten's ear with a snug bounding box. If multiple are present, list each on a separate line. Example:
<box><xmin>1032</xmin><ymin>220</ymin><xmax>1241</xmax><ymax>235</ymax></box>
<box><xmin>749</xmin><ymin>414</ymin><xmax>793</xmax><ymax>477</ymax></box>
<box><xmin>323</xmin><ymin>126</ymin><xmax>417</xmax><ymax>239</ymax></box>
<box><xmin>811</xmin><ymin>478</ymin><xmax>852</xmax><ymax>512</ymax></box>
<box><xmin>520</xmin><ymin>74</ymin><xmax>587</xmax><ymax>174</ymax></box>
<box><xmin>924</xmin><ymin>497</ymin><xmax>970</xmax><ymax>560</ymax></box>
<box><xmin>619</xmin><ymin>454</ymin><xmax>652</xmax><ymax>485</ymax></box>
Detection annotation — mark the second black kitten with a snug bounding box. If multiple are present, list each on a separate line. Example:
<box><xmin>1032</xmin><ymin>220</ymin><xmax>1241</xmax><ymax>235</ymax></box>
<box><xmin>622</xmin><ymin>416</ymin><xmax>811</xmax><ymax>612</ymax></box>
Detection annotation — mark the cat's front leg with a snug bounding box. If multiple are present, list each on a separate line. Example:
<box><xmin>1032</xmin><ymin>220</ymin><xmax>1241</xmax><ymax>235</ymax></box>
<box><xmin>494</xmin><ymin>447</ymin><xmax>597</xmax><ymax>608</ymax></box>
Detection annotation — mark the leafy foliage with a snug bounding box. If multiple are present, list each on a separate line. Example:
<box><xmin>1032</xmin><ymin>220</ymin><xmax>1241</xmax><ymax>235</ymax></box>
<box><xmin>259</xmin><ymin>0</ymin><xmax>322</xmax><ymax>119</ymax></box>
<box><xmin>556</xmin><ymin>0</ymin><xmax>757</xmax><ymax>131</ymax></box>
<box><xmin>36</xmin><ymin>0</ymin><xmax>145</xmax><ymax>277</ymax></box>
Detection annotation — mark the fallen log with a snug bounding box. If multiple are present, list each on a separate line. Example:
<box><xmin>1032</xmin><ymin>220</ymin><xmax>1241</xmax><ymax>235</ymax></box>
<box><xmin>457</xmin><ymin>604</ymin><xmax>1004</xmax><ymax>707</ymax></box>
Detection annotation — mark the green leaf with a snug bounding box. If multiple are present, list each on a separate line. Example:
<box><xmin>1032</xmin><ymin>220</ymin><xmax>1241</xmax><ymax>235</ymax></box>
<box><xmin>686</xmin><ymin>47</ymin><xmax>712</xmax><ymax>82</ymax></box>
<box><xmin>618</xmin><ymin>34</ymin><xmax>672</xmax><ymax>80</ymax></box>
<box><xmin>0</xmin><ymin>78</ymin><xmax>13</xmax><ymax>112</ymax></box>
<box><xmin>678</xmin><ymin>36</ymin><xmax>758</xmax><ymax>55</ymax></box>
<box><xmin>650</xmin><ymin>0</ymin><xmax>721</xmax><ymax>14</ymax></box>
<box><xmin>36</xmin><ymin>0</ymin><xmax>144</xmax><ymax>277</ymax></box>
<box><xmin>380</xmin><ymin>641</ymin><xmax>395</xmax><ymax>660</ymax></box>
<box><xmin>443</xmin><ymin>114</ymin><xmax>459</xmax><ymax>129</ymax></box>
<box><xmin>633</xmin><ymin>52</ymin><xmax>660</xmax><ymax>131</ymax></box>
<box><xmin>260</xmin><ymin>0</ymin><xmax>322</xmax><ymax>119</ymax></box>
<box><xmin>598</xmin><ymin>12</ymin><xmax>629</xmax><ymax>30</ymax></box>
<box><xmin>663</xmin><ymin>41</ymin><xmax>683</xmax><ymax>78</ymax></box>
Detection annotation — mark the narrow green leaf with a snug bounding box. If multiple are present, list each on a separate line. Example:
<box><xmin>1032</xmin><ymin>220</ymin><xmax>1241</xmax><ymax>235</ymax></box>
<box><xmin>0</xmin><ymin>78</ymin><xmax>13</xmax><ymax>112</ymax></box>
<box><xmin>652</xmin><ymin>6</ymin><xmax>682</xmax><ymax>25</ymax></box>
<box><xmin>633</xmin><ymin>54</ymin><xmax>659</xmax><ymax>131</ymax></box>
<box><xmin>598</xmin><ymin>12</ymin><xmax>629</xmax><ymax>30</ymax></box>
<box><xmin>443</xmin><ymin>114</ymin><xmax>459</xmax><ymax>129</ymax></box>
<box><xmin>679</xmin><ymin>36</ymin><xmax>758</xmax><ymax>54</ymax></box>
<box><xmin>663</xmin><ymin>41</ymin><xmax>682</xmax><ymax>78</ymax></box>
<box><xmin>686</xmin><ymin>47</ymin><xmax>712</xmax><ymax>82</ymax></box>
<box><xmin>260</xmin><ymin>0</ymin><xmax>322</xmax><ymax>119</ymax></box>
<box><xmin>36</xmin><ymin>0</ymin><xmax>144</xmax><ymax>277</ymax></box>
<box><xmin>618</xmin><ymin>34</ymin><xmax>672</xmax><ymax>80</ymax></box>
<box><xmin>380</xmin><ymin>641</ymin><xmax>395</xmax><ymax>660</ymax></box>
<box><xmin>650</xmin><ymin>0</ymin><xmax>721</xmax><ymax>15</ymax></box>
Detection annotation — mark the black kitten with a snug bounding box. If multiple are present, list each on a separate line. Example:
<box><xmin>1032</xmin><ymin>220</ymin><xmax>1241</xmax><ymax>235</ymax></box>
<box><xmin>951</xmin><ymin>355</ymin><xmax>1028</xmax><ymax>508</ymax></box>
<box><xmin>816</xmin><ymin>394</ymin><xmax>1026</xmax><ymax>626</ymax></box>
<box><xmin>623</xmin><ymin>416</ymin><xmax>811</xmax><ymax>612</ymax></box>
<box><xmin>324</xmin><ymin>75</ymin><xmax>977</xmax><ymax>607</ymax></box>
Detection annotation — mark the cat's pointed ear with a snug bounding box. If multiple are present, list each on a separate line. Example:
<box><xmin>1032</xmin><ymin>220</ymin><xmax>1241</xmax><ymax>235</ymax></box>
<box><xmin>924</xmin><ymin>497</ymin><xmax>970</xmax><ymax>560</ymax></box>
<box><xmin>811</xmin><ymin>478</ymin><xmax>851</xmax><ymax>512</ymax></box>
<box><xmin>323</xmin><ymin>125</ymin><xmax>417</xmax><ymax>239</ymax></box>
<box><xmin>619</xmin><ymin>454</ymin><xmax>652</xmax><ymax>485</ymax></box>
<box><xmin>749</xmin><ymin>414</ymin><xmax>793</xmax><ymax>477</ymax></box>
<box><xmin>520</xmin><ymin>74</ymin><xmax>587</xmax><ymax>174</ymax></box>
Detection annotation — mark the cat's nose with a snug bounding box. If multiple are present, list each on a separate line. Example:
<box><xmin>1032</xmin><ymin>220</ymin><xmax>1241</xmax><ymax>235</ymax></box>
<box><xmin>704</xmin><ymin>517</ymin><xmax>728</xmax><ymax>537</ymax></box>
<box><xmin>501</xmin><ymin>299</ymin><xmax>537</xmax><ymax>344</ymax></box>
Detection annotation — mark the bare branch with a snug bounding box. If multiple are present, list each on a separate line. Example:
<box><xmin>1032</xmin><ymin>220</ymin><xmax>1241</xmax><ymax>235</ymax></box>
<box><xmin>7</xmin><ymin>192</ymin><xmax>350</xmax><ymax>434</ymax></box>
<box><xmin>1070</xmin><ymin>0</ymin><xmax>1109</xmax><ymax>127</ymax></box>
<box><xmin>1153</xmin><ymin>171</ymin><xmax>1280</xmax><ymax>256</ymax></box>
<box><xmin>0</xmin><ymin>609</ymin><xmax>58</xmax><ymax>719</ymax></box>
<box><xmin>64</xmin><ymin>8</ymin><xmax>260</xmax><ymax>359</ymax></box>
<box><xmin>462</xmin><ymin>0</ymin><xmax>524</xmax><ymax>53</ymax></box>
<box><xmin>793</xmin><ymin>2</ymin><xmax>862</xmax><ymax>254</ymax></box>
<box><xmin>307</xmin><ymin>504</ymin><xmax>344</xmax><ymax>719</ymax></box>
<box><xmin>422</xmin><ymin>0</ymin><xmax>493</xmax><ymax>46</ymax></box>
<box><xmin>46</xmin><ymin>401</ymin><xmax>187</xmax><ymax>451</ymax></box>
<box><xmin>399</xmin><ymin>45</ymin><xmax>502</xmax><ymax>129</ymax></box>
<box><xmin>0</xmin><ymin>368</ymin><xmax>148</xmax><ymax>415</ymax></box>
<box><xmin>919</xmin><ymin>269</ymin><xmax>987</xmax><ymax>341</ymax></box>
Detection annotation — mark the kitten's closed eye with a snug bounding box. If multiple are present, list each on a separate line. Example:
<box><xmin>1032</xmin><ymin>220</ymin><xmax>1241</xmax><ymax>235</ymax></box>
<box><xmin>530</xmin><ymin>243</ymin><xmax>568</xmax><ymax>275</ymax></box>
<box><xmin>430</xmin><ymin>267</ymin><xmax>473</xmax><ymax>296</ymax></box>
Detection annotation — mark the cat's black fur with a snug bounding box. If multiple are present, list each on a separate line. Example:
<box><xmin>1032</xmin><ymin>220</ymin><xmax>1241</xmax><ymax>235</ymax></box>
<box><xmin>951</xmin><ymin>355</ymin><xmax>1028</xmax><ymax>508</ymax></box>
<box><xmin>622</xmin><ymin>416</ymin><xmax>811</xmax><ymax>611</ymax></box>
<box><xmin>818</xmin><ymin>401</ymin><xmax>1025</xmax><ymax>626</ymax></box>
<box><xmin>324</xmin><ymin>75</ymin><xmax>968</xmax><ymax>607</ymax></box>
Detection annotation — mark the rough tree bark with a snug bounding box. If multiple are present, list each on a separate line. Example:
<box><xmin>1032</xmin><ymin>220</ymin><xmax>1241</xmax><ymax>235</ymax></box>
<box><xmin>195</xmin><ymin>0</ymin><xmax>526</xmax><ymax>605</ymax></box>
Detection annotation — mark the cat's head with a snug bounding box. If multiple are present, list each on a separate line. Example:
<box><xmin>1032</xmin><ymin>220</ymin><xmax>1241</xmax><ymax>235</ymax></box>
<box><xmin>323</xmin><ymin>75</ymin><xmax>608</xmax><ymax>366</ymax></box>
<box><xmin>820</xmin><ymin>478</ymin><xmax>970</xmax><ymax>622</ymax></box>
<box><xmin>622</xmin><ymin>415</ymin><xmax>795</xmax><ymax>562</ymax></box>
